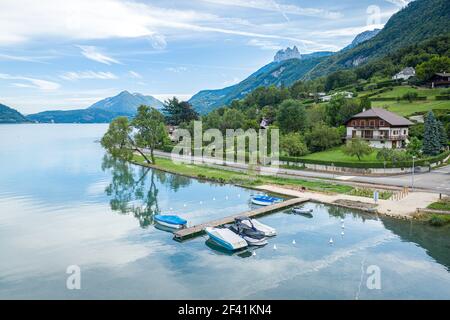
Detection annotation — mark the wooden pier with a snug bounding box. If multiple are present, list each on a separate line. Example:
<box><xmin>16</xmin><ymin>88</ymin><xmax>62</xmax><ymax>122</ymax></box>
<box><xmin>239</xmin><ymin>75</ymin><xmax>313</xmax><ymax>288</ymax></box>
<box><xmin>173</xmin><ymin>197</ymin><xmax>309</xmax><ymax>241</ymax></box>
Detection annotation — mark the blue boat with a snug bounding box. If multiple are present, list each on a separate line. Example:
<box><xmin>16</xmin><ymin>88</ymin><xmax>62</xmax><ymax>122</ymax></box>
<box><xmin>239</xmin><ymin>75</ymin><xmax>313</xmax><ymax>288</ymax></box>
<box><xmin>251</xmin><ymin>195</ymin><xmax>283</xmax><ymax>206</ymax></box>
<box><xmin>154</xmin><ymin>215</ymin><xmax>187</xmax><ymax>229</ymax></box>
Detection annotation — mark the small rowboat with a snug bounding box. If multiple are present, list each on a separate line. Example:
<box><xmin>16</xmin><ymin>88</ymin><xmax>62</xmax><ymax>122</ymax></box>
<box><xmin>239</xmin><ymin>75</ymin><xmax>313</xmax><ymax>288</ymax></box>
<box><xmin>154</xmin><ymin>215</ymin><xmax>187</xmax><ymax>229</ymax></box>
<box><xmin>251</xmin><ymin>195</ymin><xmax>283</xmax><ymax>206</ymax></box>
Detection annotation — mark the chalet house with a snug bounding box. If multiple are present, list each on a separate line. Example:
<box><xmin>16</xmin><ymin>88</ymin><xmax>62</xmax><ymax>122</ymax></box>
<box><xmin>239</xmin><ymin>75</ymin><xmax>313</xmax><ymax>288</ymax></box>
<box><xmin>321</xmin><ymin>91</ymin><xmax>354</xmax><ymax>102</ymax></box>
<box><xmin>345</xmin><ymin>108</ymin><xmax>413</xmax><ymax>149</ymax></box>
<box><xmin>392</xmin><ymin>67</ymin><xmax>415</xmax><ymax>81</ymax></box>
<box><xmin>430</xmin><ymin>72</ymin><xmax>450</xmax><ymax>88</ymax></box>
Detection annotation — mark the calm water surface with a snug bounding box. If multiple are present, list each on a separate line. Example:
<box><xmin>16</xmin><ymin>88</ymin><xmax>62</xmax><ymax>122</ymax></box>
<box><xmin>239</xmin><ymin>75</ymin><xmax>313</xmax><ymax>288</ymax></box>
<box><xmin>0</xmin><ymin>124</ymin><xmax>449</xmax><ymax>299</ymax></box>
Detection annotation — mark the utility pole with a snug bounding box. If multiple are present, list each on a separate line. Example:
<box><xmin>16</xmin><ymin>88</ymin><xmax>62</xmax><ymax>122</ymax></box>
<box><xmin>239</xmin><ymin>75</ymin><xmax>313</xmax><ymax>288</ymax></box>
<box><xmin>411</xmin><ymin>156</ymin><xmax>416</xmax><ymax>192</ymax></box>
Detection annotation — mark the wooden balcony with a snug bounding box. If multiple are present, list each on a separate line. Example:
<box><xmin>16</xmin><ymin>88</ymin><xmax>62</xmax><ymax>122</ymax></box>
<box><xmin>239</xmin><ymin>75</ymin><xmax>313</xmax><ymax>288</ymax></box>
<box><xmin>346</xmin><ymin>135</ymin><xmax>408</xmax><ymax>141</ymax></box>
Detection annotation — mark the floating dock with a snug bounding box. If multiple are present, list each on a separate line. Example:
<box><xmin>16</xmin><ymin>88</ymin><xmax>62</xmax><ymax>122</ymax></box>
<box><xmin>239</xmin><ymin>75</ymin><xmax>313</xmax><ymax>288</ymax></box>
<box><xmin>173</xmin><ymin>197</ymin><xmax>309</xmax><ymax>241</ymax></box>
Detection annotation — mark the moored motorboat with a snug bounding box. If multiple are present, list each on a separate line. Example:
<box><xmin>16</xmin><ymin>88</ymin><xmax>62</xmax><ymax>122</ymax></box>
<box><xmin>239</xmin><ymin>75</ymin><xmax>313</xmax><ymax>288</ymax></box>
<box><xmin>205</xmin><ymin>227</ymin><xmax>248</xmax><ymax>251</ymax></box>
<box><xmin>251</xmin><ymin>195</ymin><xmax>283</xmax><ymax>206</ymax></box>
<box><xmin>228</xmin><ymin>219</ymin><xmax>268</xmax><ymax>246</ymax></box>
<box><xmin>154</xmin><ymin>214</ymin><xmax>187</xmax><ymax>229</ymax></box>
<box><xmin>292</xmin><ymin>207</ymin><xmax>313</xmax><ymax>216</ymax></box>
<box><xmin>235</xmin><ymin>216</ymin><xmax>276</xmax><ymax>237</ymax></box>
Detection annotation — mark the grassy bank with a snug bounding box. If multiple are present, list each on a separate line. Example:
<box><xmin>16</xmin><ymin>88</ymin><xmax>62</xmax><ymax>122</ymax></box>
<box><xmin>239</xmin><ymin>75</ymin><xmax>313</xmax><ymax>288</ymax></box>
<box><xmin>132</xmin><ymin>154</ymin><xmax>354</xmax><ymax>194</ymax></box>
<box><xmin>427</xmin><ymin>198</ymin><xmax>450</xmax><ymax>211</ymax></box>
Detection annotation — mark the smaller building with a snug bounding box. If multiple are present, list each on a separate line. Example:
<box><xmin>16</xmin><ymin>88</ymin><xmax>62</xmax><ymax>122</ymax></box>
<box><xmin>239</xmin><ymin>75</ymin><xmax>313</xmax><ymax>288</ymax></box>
<box><xmin>430</xmin><ymin>72</ymin><xmax>450</xmax><ymax>88</ymax></box>
<box><xmin>345</xmin><ymin>108</ymin><xmax>413</xmax><ymax>149</ymax></box>
<box><xmin>321</xmin><ymin>91</ymin><xmax>354</xmax><ymax>102</ymax></box>
<box><xmin>392</xmin><ymin>67</ymin><xmax>415</xmax><ymax>81</ymax></box>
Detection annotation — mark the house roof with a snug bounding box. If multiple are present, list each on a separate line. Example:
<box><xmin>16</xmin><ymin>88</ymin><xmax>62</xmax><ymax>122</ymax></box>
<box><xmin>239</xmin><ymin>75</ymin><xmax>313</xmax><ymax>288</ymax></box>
<box><xmin>435</xmin><ymin>72</ymin><xmax>450</xmax><ymax>77</ymax></box>
<box><xmin>347</xmin><ymin>108</ymin><xmax>413</xmax><ymax>126</ymax></box>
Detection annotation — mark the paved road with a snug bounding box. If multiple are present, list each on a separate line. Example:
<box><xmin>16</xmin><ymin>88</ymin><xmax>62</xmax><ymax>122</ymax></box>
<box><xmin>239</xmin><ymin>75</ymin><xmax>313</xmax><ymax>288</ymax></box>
<box><xmin>151</xmin><ymin>150</ymin><xmax>450</xmax><ymax>195</ymax></box>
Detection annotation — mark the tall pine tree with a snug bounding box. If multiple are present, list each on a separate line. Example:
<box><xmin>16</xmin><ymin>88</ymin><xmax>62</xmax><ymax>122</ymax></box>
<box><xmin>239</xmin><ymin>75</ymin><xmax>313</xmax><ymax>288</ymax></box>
<box><xmin>423</xmin><ymin>111</ymin><xmax>441</xmax><ymax>156</ymax></box>
<box><xmin>438</xmin><ymin>121</ymin><xmax>448</xmax><ymax>150</ymax></box>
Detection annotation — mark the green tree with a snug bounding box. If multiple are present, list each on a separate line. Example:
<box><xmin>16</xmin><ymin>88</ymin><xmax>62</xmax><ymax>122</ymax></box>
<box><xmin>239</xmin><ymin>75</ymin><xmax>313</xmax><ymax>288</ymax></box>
<box><xmin>280</xmin><ymin>132</ymin><xmax>309</xmax><ymax>157</ymax></box>
<box><xmin>132</xmin><ymin>105</ymin><xmax>168</xmax><ymax>163</ymax></box>
<box><xmin>406</xmin><ymin>136</ymin><xmax>422</xmax><ymax>157</ymax></box>
<box><xmin>342</xmin><ymin>138</ymin><xmax>373</xmax><ymax>161</ymax></box>
<box><xmin>220</xmin><ymin>108</ymin><xmax>245</xmax><ymax>132</ymax></box>
<box><xmin>276</xmin><ymin>99</ymin><xmax>307</xmax><ymax>133</ymax></box>
<box><xmin>438</xmin><ymin>121</ymin><xmax>448</xmax><ymax>149</ymax></box>
<box><xmin>101</xmin><ymin>117</ymin><xmax>134</xmax><ymax>161</ymax></box>
<box><xmin>305</xmin><ymin>123</ymin><xmax>342</xmax><ymax>152</ymax></box>
<box><xmin>162</xmin><ymin>97</ymin><xmax>198</xmax><ymax>125</ymax></box>
<box><xmin>423</xmin><ymin>111</ymin><xmax>441</xmax><ymax>155</ymax></box>
<box><xmin>416</xmin><ymin>56</ymin><xmax>450</xmax><ymax>82</ymax></box>
<box><xmin>359</xmin><ymin>96</ymin><xmax>371</xmax><ymax>110</ymax></box>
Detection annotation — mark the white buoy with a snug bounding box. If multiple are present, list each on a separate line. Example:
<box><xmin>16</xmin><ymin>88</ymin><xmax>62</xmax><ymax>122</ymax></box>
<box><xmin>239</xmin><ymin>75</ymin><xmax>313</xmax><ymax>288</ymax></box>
<box><xmin>252</xmin><ymin>251</ymin><xmax>256</xmax><ymax>256</ymax></box>
<box><xmin>183</xmin><ymin>203</ymin><xmax>187</xmax><ymax>207</ymax></box>
<box><xmin>341</xmin><ymin>223</ymin><xmax>345</xmax><ymax>229</ymax></box>
<box><xmin>273</xmin><ymin>244</ymin><xmax>277</xmax><ymax>250</ymax></box>
<box><xmin>341</xmin><ymin>231</ymin><xmax>345</xmax><ymax>236</ymax></box>
<box><xmin>340</xmin><ymin>218</ymin><xmax>344</xmax><ymax>223</ymax></box>
<box><xmin>292</xmin><ymin>240</ymin><xmax>296</xmax><ymax>245</ymax></box>
<box><xmin>329</xmin><ymin>238</ymin><xmax>334</xmax><ymax>245</ymax></box>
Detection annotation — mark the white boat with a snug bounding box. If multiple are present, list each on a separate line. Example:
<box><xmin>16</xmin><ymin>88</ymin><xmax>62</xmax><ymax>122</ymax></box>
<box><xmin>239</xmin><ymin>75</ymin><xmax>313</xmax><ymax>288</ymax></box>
<box><xmin>205</xmin><ymin>227</ymin><xmax>248</xmax><ymax>251</ymax></box>
<box><xmin>251</xmin><ymin>195</ymin><xmax>283</xmax><ymax>206</ymax></box>
<box><xmin>292</xmin><ymin>207</ymin><xmax>313</xmax><ymax>215</ymax></box>
<box><xmin>236</xmin><ymin>216</ymin><xmax>276</xmax><ymax>237</ymax></box>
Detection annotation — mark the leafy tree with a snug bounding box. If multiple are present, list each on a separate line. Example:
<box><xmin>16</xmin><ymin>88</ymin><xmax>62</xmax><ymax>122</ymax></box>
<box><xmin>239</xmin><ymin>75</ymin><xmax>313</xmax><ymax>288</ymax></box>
<box><xmin>220</xmin><ymin>108</ymin><xmax>245</xmax><ymax>131</ymax></box>
<box><xmin>280</xmin><ymin>132</ymin><xmax>309</xmax><ymax>157</ymax></box>
<box><xmin>324</xmin><ymin>70</ymin><xmax>357</xmax><ymax>91</ymax></box>
<box><xmin>162</xmin><ymin>97</ymin><xmax>198</xmax><ymax>125</ymax></box>
<box><xmin>416</xmin><ymin>56</ymin><xmax>450</xmax><ymax>82</ymax></box>
<box><xmin>276</xmin><ymin>99</ymin><xmax>307</xmax><ymax>133</ymax></box>
<box><xmin>376</xmin><ymin>148</ymin><xmax>409</xmax><ymax>164</ymax></box>
<box><xmin>132</xmin><ymin>105</ymin><xmax>168</xmax><ymax>163</ymax></box>
<box><xmin>305</xmin><ymin>123</ymin><xmax>342</xmax><ymax>152</ymax></box>
<box><xmin>423</xmin><ymin>111</ymin><xmax>441</xmax><ymax>155</ymax></box>
<box><xmin>342</xmin><ymin>138</ymin><xmax>373</xmax><ymax>161</ymax></box>
<box><xmin>359</xmin><ymin>96</ymin><xmax>371</xmax><ymax>110</ymax></box>
<box><xmin>305</xmin><ymin>104</ymin><xmax>327</xmax><ymax>128</ymax></box>
<box><xmin>326</xmin><ymin>96</ymin><xmax>362</xmax><ymax>127</ymax></box>
<box><xmin>406</xmin><ymin>136</ymin><xmax>422</xmax><ymax>156</ymax></box>
<box><xmin>402</xmin><ymin>92</ymin><xmax>419</xmax><ymax>102</ymax></box>
<box><xmin>409</xmin><ymin>123</ymin><xmax>424</xmax><ymax>140</ymax></box>
<box><xmin>438</xmin><ymin>121</ymin><xmax>448</xmax><ymax>149</ymax></box>
<box><xmin>101</xmin><ymin>116</ymin><xmax>152</xmax><ymax>163</ymax></box>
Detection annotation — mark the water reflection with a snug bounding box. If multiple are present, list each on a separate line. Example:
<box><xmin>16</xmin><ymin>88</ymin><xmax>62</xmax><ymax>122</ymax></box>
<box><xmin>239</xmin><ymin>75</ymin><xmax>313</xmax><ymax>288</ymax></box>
<box><xmin>101</xmin><ymin>154</ymin><xmax>192</xmax><ymax>228</ymax></box>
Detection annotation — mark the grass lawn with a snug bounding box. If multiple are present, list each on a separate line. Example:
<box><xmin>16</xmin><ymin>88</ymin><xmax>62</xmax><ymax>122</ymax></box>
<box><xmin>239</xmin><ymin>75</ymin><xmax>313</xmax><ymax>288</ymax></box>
<box><xmin>428</xmin><ymin>198</ymin><xmax>450</xmax><ymax>211</ymax></box>
<box><xmin>299</xmin><ymin>147</ymin><xmax>379</xmax><ymax>163</ymax></box>
<box><xmin>132</xmin><ymin>154</ymin><xmax>354</xmax><ymax>194</ymax></box>
<box><xmin>372</xmin><ymin>100</ymin><xmax>450</xmax><ymax>116</ymax></box>
<box><xmin>371</xmin><ymin>86</ymin><xmax>448</xmax><ymax>98</ymax></box>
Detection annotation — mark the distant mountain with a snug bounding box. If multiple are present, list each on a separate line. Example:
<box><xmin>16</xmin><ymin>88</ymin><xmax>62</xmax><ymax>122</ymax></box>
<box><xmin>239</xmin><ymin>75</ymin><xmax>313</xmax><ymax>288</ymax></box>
<box><xmin>189</xmin><ymin>52</ymin><xmax>333</xmax><ymax>114</ymax></box>
<box><xmin>89</xmin><ymin>90</ymin><xmax>163</xmax><ymax>114</ymax></box>
<box><xmin>0</xmin><ymin>103</ymin><xmax>29</xmax><ymax>124</ymax></box>
<box><xmin>27</xmin><ymin>108</ymin><xmax>131</xmax><ymax>124</ymax></box>
<box><xmin>341</xmin><ymin>29</ymin><xmax>381</xmax><ymax>51</ymax></box>
<box><xmin>27</xmin><ymin>91</ymin><xmax>164</xmax><ymax>123</ymax></box>
<box><xmin>305</xmin><ymin>0</ymin><xmax>450</xmax><ymax>78</ymax></box>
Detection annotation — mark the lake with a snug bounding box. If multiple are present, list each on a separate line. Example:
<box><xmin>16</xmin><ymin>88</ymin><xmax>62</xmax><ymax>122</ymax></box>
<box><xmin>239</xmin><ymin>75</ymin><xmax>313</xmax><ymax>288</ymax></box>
<box><xmin>0</xmin><ymin>124</ymin><xmax>449</xmax><ymax>299</ymax></box>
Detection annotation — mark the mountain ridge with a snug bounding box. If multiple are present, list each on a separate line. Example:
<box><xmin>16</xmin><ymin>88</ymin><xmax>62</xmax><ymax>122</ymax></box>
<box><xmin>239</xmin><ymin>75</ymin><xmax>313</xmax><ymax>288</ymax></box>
<box><xmin>0</xmin><ymin>103</ymin><xmax>30</xmax><ymax>124</ymax></box>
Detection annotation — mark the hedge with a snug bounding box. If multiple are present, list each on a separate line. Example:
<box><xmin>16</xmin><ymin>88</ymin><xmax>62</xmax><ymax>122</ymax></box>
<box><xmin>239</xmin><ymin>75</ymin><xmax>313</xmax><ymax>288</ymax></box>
<box><xmin>369</xmin><ymin>96</ymin><xmax>427</xmax><ymax>102</ymax></box>
<box><xmin>279</xmin><ymin>151</ymin><xmax>449</xmax><ymax>169</ymax></box>
<box><xmin>436</xmin><ymin>95</ymin><xmax>450</xmax><ymax>100</ymax></box>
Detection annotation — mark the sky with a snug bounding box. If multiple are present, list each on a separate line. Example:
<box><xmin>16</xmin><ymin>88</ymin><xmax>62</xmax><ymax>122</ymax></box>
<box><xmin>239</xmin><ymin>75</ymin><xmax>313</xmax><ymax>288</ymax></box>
<box><xmin>0</xmin><ymin>0</ymin><xmax>412</xmax><ymax>114</ymax></box>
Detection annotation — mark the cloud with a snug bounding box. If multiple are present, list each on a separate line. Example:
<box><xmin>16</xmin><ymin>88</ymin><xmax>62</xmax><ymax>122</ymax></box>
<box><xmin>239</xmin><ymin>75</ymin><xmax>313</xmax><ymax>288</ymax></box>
<box><xmin>0</xmin><ymin>0</ymin><xmax>320</xmax><ymax>50</ymax></box>
<box><xmin>385</xmin><ymin>0</ymin><xmax>412</xmax><ymax>7</ymax></box>
<box><xmin>247</xmin><ymin>39</ymin><xmax>283</xmax><ymax>50</ymax></box>
<box><xmin>128</xmin><ymin>71</ymin><xmax>143</xmax><ymax>79</ymax></box>
<box><xmin>311</xmin><ymin>24</ymin><xmax>385</xmax><ymax>38</ymax></box>
<box><xmin>77</xmin><ymin>46</ymin><xmax>120</xmax><ymax>65</ymax></box>
<box><xmin>0</xmin><ymin>73</ymin><xmax>60</xmax><ymax>91</ymax></box>
<box><xmin>0</xmin><ymin>53</ymin><xmax>54</xmax><ymax>63</ymax></box>
<box><xmin>166</xmin><ymin>66</ymin><xmax>188</xmax><ymax>73</ymax></box>
<box><xmin>201</xmin><ymin>0</ymin><xmax>342</xmax><ymax>19</ymax></box>
<box><xmin>60</xmin><ymin>71</ymin><xmax>118</xmax><ymax>81</ymax></box>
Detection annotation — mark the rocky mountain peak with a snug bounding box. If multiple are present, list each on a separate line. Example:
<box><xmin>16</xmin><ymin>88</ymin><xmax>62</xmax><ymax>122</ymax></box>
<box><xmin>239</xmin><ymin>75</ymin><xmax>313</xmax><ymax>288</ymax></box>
<box><xmin>274</xmin><ymin>46</ymin><xmax>301</xmax><ymax>62</ymax></box>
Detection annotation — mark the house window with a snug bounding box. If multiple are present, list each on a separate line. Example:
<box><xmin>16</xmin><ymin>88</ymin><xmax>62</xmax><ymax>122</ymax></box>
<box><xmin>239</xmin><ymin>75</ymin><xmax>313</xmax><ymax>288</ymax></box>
<box><xmin>369</xmin><ymin>120</ymin><xmax>375</xmax><ymax>127</ymax></box>
<box><xmin>351</xmin><ymin>120</ymin><xmax>356</xmax><ymax>126</ymax></box>
<box><xmin>379</xmin><ymin>120</ymin><xmax>385</xmax><ymax>126</ymax></box>
<box><xmin>403</xmin><ymin>129</ymin><xmax>407</xmax><ymax>135</ymax></box>
<box><xmin>360</xmin><ymin>120</ymin><xmax>366</xmax><ymax>127</ymax></box>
